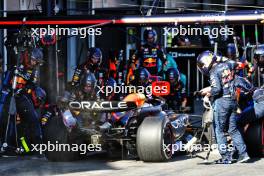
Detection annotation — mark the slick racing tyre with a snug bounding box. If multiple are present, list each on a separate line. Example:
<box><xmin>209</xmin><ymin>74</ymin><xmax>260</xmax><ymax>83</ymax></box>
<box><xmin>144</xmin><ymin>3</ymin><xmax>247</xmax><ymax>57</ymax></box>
<box><xmin>136</xmin><ymin>116</ymin><xmax>173</xmax><ymax>162</ymax></box>
<box><xmin>43</xmin><ymin>115</ymin><xmax>79</xmax><ymax>161</ymax></box>
<box><xmin>244</xmin><ymin>119</ymin><xmax>264</xmax><ymax>157</ymax></box>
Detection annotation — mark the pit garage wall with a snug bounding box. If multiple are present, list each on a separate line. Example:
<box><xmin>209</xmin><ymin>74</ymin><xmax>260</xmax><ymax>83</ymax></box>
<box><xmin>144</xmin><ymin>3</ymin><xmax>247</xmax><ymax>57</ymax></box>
<box><xmin>165</xmin><ymin>0</ymin><xmax>264</xmax><ymax>11</ymax></box>
<box><xmin>6</xmin><ymin>0</ymin><xmax>42</xmax><ymax>11</ymax></box>
<box><xmin>1</xmin><ymin>0</ymin><xmax>264</xmax><ymax>101</ymax></box>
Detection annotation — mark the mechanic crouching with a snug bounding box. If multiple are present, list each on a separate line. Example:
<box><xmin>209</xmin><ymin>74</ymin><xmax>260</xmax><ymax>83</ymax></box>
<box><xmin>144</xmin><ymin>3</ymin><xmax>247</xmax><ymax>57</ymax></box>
<box><xmin>50</xmin><ymin>72</ymin><xmax>100</xmax><ymax>130</ymax></box>
<box><xmin>197</xmin><ymin>51</ymin><xmax>250</xmax><ymax>164</ymax></box>
<box><xmin>71</xmin><ymin>47</ymin><xmax>102</xmax><ymax>88</ymax></box>
<box><xmin>129</xmin><ymin>67</ymin><xmax>152</xmax><ymax>97</ymax></box>
<box><xmin>253</xmin><ymin>45</ymin><xmax>264</xmax><ymax>86</ymax></box>
<box><xmin>251</xmin><ymin>87</ymin><xmax>264</xmax><ymax>119</ymax></box>
<box><xmin>237</xmin><ymin>86</ymin><xmax>264</xmax><ymax>125</ymax></box>
<box><xmin>164</xmin><ymin>68</ymin><xmax>187</xmax><ymax>112</ymax></box>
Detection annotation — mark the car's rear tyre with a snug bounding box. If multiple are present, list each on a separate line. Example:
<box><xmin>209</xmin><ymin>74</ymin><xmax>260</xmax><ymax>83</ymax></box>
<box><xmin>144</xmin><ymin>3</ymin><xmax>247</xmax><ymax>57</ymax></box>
<box><xmin>43</xmin><ymin>115</ymin><xmax>79</xmax><ymax>161</ymax></box>
<box><xmin>244</xmin><ymin>119</ymin><xmax>264</xmax><ymax>157</ymax></box>
<box><xmin>136</xmin><ymin>116</ymin><xmax>173</xmax><ymax>162</ymax></box>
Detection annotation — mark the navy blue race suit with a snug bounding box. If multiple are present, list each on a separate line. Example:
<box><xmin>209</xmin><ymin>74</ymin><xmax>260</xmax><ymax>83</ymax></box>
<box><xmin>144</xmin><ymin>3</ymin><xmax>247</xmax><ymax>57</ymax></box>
<box><xmin>210</xmin><ymin>62</ymin><xmax>248</xmax><ymax>160</ymax></box>
<box><xmin>237</xmin><ymin>87</ymin><xmax>264</xmax><ymax>125</ymax></box>
<box><xmin>71</xmin><ymin>48</ymin><xmax>102</xmax><ymax>88</ymax></box>
<box><xmin>71</xmin><ymin>61</ymin><xmax>99</xmax><ymax>87</ymax></box>
<box><xmin>165</xmin><ymin>80</ymin><xmax>186</xmax><ymax>111</ymax></box>
<box><xmin>0</xmin><ymin>65</ymin><xmax>42</xmax><ymax>145</ymax></box>
<box><xmin>230</xmin><ymin>76</ymin><xmax>254</xmax><ymax>111</ymax></box>
<box><xmin>136</xmin><ymin>43</ymin><xmax>166</xmax><ymax>76</ymax></box>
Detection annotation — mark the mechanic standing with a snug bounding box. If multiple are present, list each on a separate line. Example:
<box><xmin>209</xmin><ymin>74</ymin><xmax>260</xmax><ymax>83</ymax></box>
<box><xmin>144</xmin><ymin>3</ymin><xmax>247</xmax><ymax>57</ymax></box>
<box><xmin>127</xmin><ymin>28</ymin><xmax>167</xmax><ymax>82</ymax></box>
<box><xmin>197</xmin><ymin>50</ymin><xmax>250</xmax><ymax>164</ymax></box>
<box><xmin>2</xmin><ymin>48</ymin><xmax>45</xmax><ymax>148</ymax></box>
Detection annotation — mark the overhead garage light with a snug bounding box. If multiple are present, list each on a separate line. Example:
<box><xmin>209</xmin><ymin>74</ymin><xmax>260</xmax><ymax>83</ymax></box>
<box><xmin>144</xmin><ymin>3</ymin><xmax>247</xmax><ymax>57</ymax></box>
<box><xmin>0</xmin><ymin>11</ymin><xmax>263</xmax><ymax>26</ymax></box>
<box><xmin>119</xmin><ymin>13</ymin><xmax>264</xmax><ymax>24</ymax></box>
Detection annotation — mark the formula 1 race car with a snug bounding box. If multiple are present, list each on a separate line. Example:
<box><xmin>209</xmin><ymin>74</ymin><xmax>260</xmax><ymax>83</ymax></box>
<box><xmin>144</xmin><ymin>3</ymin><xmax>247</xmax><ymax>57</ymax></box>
<box><xmin>43</xmin><ymin>93</ymin><xmax>189</xmax><ymax>162</ymax></box>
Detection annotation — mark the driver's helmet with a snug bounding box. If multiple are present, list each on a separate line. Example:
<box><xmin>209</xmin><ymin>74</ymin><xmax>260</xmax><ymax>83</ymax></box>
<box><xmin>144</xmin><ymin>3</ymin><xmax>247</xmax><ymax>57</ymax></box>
<box><xmin>138</xmin><ymin>68</ymin><xmax>150</xmax><ymax>85</ymax></box>
<box><xmin>81</xmin><ymin>72</ymin><xmax>97</xmax><ymax>94</ymax></box>
<box><xmin>166</xmin><ymin>68</ymin><xmax>180</xmax><ymax>84</ymax></box>
<box><xmin>254</xmin><ymin>44</ymin><xmax>264</xmax><ymax>66</ymax></box>
<box><xmin>197</xmin><ymin>50</ymin><xmax>217</xmax><ymax>76</ymax></box>
<box><xmin>87</xmin><ymin>47</ymin><xmax>102</xmax><ymax>68</ymax></box>
<box><xmin>123</xmin><ymin>93</ymin><xmax>146</xmax><ymax>107</ymax></box>
<box><xmin>143</xmin><ymin>29</ymin><xmax>157</xmax><ymax>44</ymax></box>
<box><xmin>31</xmin><ymin>48</ymin><xmax>44</xmax><ymax>65</ymax></box>
<box><xmin>226</xmin><ymin>43</ymin><xmax>236</xmax><ymax>59</ymax></box>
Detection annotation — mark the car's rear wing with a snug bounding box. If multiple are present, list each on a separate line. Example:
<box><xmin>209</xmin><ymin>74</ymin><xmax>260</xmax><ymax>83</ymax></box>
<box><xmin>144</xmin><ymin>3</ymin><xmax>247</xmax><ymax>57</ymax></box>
<box><xmin>68</xmin><ymin>101</ymin><xmax>137</xmax><ymax>113</ymax></box>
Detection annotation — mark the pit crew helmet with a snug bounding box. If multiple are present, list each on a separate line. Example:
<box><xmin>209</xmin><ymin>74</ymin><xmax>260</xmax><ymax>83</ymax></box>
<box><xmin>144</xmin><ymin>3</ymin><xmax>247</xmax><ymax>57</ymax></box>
<box><xmin>35</xmin><ymin>87</ymin><xmax>46</xmax><ymax>104</ymax></box>
<box><xmin>87</xmin><ymin>47</ymin><xmax>102</xmax><ymax>68</ymax></box>
<box><xmin>254</xmin><ymin>44</ymin><xmax>264</xmax><ymax>66</ymax></box>
<box><xmin>138</xmin><ymin>67</ymin><xmax>150</xmax><ymax>85</ymax></box>
<box><xmin>81</xmin><ymin>72</ymin><xmax>97</xmax><ymax>94</ymax></box>
<box><xmin>197</xmin><ymin>50</ymin><xmax>217</xmax><ymax>76</ymax></box>
<box><xmin>31</xmin><ymin>48</ymin><xmax>44</xmax><ymax>65</ymax></box>
<box><xmin>106</xmin><ymin>77</ymin><xmax>117</xmax><ymax>87</ymax></box>
<box><xmin>227</xmin><ymin>43</ymin><xmax>236</xmax><ymax>59</ymax></box>
<box><xmin>105</xmin><ymin>77</ymin><xmax>117</xmax><ymax>99</ymax></box>
<box><xmin>143</xmin><ymin>29</ymin><xmax>157</xmax><ymax>43</ymax></box>
<box><xmin>166</xmin><ymin>68</ymin><xmax>180</xmax><ymax>84</ymax></box>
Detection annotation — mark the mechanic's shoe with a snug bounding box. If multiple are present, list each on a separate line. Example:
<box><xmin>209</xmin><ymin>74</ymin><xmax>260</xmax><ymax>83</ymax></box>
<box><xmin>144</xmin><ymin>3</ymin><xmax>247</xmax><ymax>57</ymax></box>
<box><xmin>214</xmin><ymin>158</ymin><xmax>232</xmax><ymax>164</ymax></box>
<box><xmin>0</xmin><ymin>150</ymin><xmax>18</xmax><ymax>157</ymax></box>
<box><xmin>237</xmin><ymin>153</ymin><xmax>250</xmax><ymax>163</ymax></box>
<box><xmin>99</xmin><ymin>122</ymin><xmax>112</xmax><ymax>131</ymax></box>
<box><xmin>231</xmin><ymin>149</ymin><xmax>239</xmax><ymax>161</ymax></box>
<box><xmin>226</xmin><ymin>151</ymin><xmax>238</xmax><ymax>163</ymax></box>
<box><xmin>230</xmin><ymin>157</ymin><xmax>237</xmax><ymax>163</ymax></box>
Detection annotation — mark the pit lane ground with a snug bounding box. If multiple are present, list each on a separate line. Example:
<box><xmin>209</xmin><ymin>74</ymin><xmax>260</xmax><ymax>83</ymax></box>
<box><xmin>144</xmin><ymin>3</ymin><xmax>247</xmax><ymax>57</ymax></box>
<box><xmin>0</xmin><ymin>151</ymin><xmax>263</xmax><ymax>176</ymax></box>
